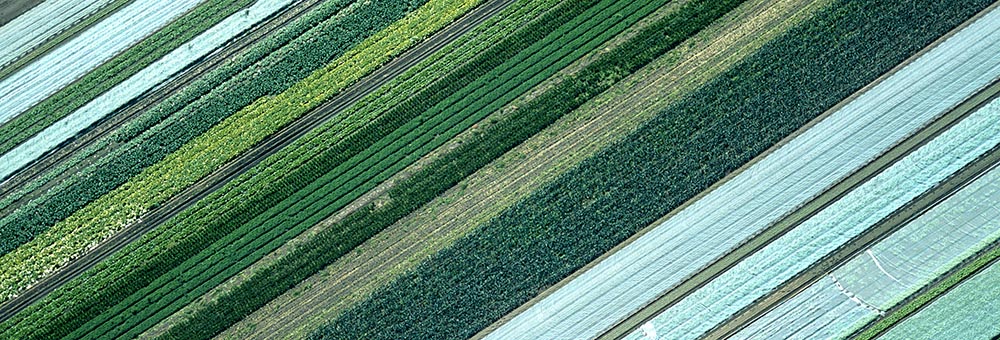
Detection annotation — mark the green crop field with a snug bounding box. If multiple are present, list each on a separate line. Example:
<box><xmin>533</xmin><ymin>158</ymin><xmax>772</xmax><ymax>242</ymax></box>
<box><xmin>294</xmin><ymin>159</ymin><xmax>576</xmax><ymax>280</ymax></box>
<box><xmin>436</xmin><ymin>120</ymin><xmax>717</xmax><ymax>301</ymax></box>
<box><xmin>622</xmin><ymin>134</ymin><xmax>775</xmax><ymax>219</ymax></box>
<box><xmin>0</xmin><ymin>0</ymin><xmax>995</xmax><ymax>339</ymax></box>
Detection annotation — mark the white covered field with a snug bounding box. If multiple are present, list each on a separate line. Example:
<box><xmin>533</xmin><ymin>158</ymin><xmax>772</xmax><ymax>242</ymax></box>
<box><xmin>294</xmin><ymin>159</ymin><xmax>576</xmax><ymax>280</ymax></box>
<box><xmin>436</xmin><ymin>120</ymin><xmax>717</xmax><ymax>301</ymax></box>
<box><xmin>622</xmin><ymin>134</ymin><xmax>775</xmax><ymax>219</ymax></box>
<box><xmin>0</xmin><ymin>0</ymin><xmax>115</xmax><ymax>69</ymax></box>
<box><xmin>736</xmin><ymin>126</ymin><xmax>1000</xmax><ymax>339</ymax></box>
<box><xmin>0</xmin><ymin>0</ymin><xmax>297</xmax><ymax>180</ymax></box>
<box><xmin>0</xmin><ymin>0</ymin><xmax>202</xmax><ymax>125</ymax></box>
<box><xmin>485</xmin><ymin>5</ymin><xmax>1000</xmax><ymax>340</ymax></box>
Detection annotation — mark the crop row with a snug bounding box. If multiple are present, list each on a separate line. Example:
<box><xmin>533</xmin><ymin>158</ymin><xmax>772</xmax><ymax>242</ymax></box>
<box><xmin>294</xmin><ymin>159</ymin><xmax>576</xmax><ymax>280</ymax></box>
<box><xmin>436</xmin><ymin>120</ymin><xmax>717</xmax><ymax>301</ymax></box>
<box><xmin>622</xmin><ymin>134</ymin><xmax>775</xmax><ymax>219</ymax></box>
<box><xmin>0</xmin><ymin>0</ymin><xmax>354</xmax><ymax>246</ymax></box>
<box><xmin>73</xmin><ymin>0</ymin><xmax>662</xmax><ymax>338</ymax></box>
<box><xmin>0</xmin><ymin>0</ymin><xmax>408</xmax><ymax>302</ymax></box>
<box><xmin>0</xmin><ymin>0</ymin><xmax>203</xmax><ymax>126</ymax></box>
<box><xmin>67</xmin><ymin>0</ymin><xmax>596</xmax><ymax>336</ymax></box>
<box><xmin>0</xmin><ymin>0</ymin><xmax>298</xmax><ymax>182</ymax></box>
<box><xmin>0</xmin><ymin>0</ymin><xmax>115</xmax><ymax>70</ymax></box>
<box><xmin>309</xmin><ymin>0</ymin><xmax>995</xmax><ymax>339</ymax></box>
<box><xmin>0</xmin><ymin>0</ymin><xmax>486</xmax><ymax>338</ymax></box>
<box><xmin>154</xmin><ymin>0</ymin><xmax>739</xmax><ymax>338</ymax></box>
<box><xmin>0</xmin><ymin>0</ymin><xmax>253</xmax><ymax>159</ymax></box>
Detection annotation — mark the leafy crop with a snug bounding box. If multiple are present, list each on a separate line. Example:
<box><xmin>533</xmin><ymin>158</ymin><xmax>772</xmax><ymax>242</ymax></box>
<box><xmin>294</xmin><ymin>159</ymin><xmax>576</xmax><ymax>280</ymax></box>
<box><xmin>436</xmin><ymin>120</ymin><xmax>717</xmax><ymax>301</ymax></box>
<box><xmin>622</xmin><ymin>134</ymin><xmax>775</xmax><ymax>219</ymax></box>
<box><xmin>310</xmin><ymin>0</ymin><xmax>994</xmax><ymax>339</ymax></box>
<box><xmin>0</xmin><ymin>0</ymin><xmax>417</xmax><ymax>314</ymax></box>
<box><xmin>0</xmin><ymin>0</ymin><xmax>497</xmax><ymax>338</ymax></box>
<box><xmin>141</xmin><ymin>0</ymin><xmax>741</xmax><ymax>338</ymax></box>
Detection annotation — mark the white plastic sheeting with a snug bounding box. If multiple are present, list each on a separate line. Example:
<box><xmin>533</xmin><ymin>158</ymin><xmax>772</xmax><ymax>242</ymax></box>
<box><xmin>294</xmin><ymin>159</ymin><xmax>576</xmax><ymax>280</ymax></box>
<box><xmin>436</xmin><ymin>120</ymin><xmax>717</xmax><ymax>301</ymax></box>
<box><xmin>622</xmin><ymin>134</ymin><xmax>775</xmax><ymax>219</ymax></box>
<box><xmin>735</xmin><ymin>124</ymin><xmax>1000</xmax><ymax>339</ymax></box>
<box><xmin>631</xmin><ymin>78</ymin><xmax>1000</xmax><ymax>340</ymax></box>
<box><xmin>0</xmin><ymin>0</ymin><xmax>296</xmax><ymax>180</ymax></box>
<box><xmin>0</xmin><ymin>0</ymin><xmax>203</xmax><ymax>125</ymax></box>
<box><xmin>0</xmin><ymin>0</ymin><xmax>115</xmax><ymax>69</ymax></box>
<box><xmin>881</xmin><ymin>257</ymin><xmax>1000</xmax><ymax>340</ymax></box>
<box><xmin>485</xmin><ymin>5</ymin><xmax>1000</xmax><ymax>340</ymax></box>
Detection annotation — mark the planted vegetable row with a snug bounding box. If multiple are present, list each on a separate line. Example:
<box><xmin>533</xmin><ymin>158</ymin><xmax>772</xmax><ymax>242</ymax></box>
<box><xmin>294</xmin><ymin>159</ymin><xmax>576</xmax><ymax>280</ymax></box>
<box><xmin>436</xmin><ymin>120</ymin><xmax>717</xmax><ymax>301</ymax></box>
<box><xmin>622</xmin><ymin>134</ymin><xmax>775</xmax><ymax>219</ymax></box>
<box><xmin>0</xmin><ymin>0</ymin><xmax>492</xmax><ymax>338</ymax></box>
<box><xmin>155</xmin><ymin>0</ymin><xmax>741</xmax><ymax>338</ymax></box>
<box><xmin>0</xmin><ymin>0</ymin><xmax>411</xmax><ymax>304</ymax></box>
<box><xmin>0</xmin><ymin>0</ymin><xmax>298</xmax><ymax>182</ymax></box>
<box><xmin>77</xmin><ymin>0</ymin><xmax>660</xmax><ymax>338</ymax></box>
<box><xmin>311</xmin><ymin>0</ymin><xmax>994</xmax><ymax>338</ymax></box>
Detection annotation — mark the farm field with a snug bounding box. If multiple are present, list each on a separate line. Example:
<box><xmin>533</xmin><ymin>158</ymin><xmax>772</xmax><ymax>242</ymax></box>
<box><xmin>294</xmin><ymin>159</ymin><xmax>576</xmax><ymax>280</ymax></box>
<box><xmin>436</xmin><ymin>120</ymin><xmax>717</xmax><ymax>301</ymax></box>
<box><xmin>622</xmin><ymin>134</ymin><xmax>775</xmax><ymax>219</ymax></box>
<box><xmin>216</xmin><ymin>0</ymin><xmax>829</xmax><ymax>337</ymax></box>
<box><xmin>309</xmin><ymin>0</ymin><xmax>994</xmax><ymax>339</ymax></box>
<box><xmin>495</xmin><ymin>3</ymin><xmax>1000</xmax><ymax>339</ymax></box>
<box><xmin>0</xmin><ymin>0</ymin><xmax>997</xmax><ymax>338</ymax></box>
<box><xmin>74</xmin><ymin>0</ymin><xmax>701</xmax><ymax>337</ymax></box>
<box><xmin>0</xmin><ymin>0</ymin><xmax>202</xmax><ymax>124</ymax></box>
<box><xmin>735</xmin><ymin>128</ymin><xmax>1000</xmax><ymax>338</ymax></box>
<box><xmin>0</xmin><ymin>0</ymin><xmax>295</xmax><ymax>181</ymax></box>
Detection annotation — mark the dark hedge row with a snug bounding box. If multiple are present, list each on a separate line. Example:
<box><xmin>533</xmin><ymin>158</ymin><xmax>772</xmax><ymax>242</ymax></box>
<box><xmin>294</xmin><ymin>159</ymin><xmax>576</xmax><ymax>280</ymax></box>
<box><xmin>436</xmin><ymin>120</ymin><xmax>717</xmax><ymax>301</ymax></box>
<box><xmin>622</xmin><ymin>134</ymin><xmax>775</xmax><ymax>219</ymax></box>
<box><xmin>312</xmin><ymin>0</ymin><xmax>994</xmax><ymax>339</ymax></box>
<box><xmin>0</xmin><ymin>0</ymin><xmax>377</xmax><ymax>255</ymax></box>
<box><xmin>0</xmin><ymin>0</ymin><xmax>255</xmax><ymax>157</ymax></box>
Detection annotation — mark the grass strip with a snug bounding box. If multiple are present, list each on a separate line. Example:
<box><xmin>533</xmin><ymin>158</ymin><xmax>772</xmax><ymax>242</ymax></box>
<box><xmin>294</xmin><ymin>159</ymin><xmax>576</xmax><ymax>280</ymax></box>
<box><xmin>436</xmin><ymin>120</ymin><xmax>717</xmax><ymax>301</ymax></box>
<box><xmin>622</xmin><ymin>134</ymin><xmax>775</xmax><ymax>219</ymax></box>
<box><xmin>0</xmin><ymin>0</ymin><xmax>254</xmax><ymax>157</ymax></box>
<box><xmin>853</xmin><ymin>241</ymin><xmax>1000</xmax><ymax>340</ymax></box>
<box><xmin>309</xmin><ymin>0</ymin><xmax>994</xmax><ymax>339</ymax></box>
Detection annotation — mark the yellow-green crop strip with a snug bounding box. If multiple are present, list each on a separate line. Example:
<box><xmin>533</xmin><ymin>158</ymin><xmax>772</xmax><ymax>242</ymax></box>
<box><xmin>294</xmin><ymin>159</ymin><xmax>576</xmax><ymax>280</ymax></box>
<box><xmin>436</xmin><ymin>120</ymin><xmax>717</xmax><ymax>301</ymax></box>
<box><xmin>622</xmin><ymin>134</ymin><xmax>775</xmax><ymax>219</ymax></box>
<box><xmin>0</xmin><ymin>0</ymin><xmax>475</xmax><ymax>306</ymax></box>
<box><xmin>0</xmin><ymin>0</ymin><xmax>484</xmax><ymax>338</ymax></box>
